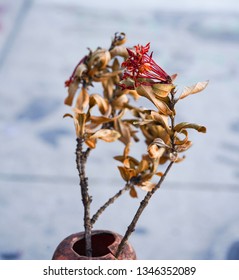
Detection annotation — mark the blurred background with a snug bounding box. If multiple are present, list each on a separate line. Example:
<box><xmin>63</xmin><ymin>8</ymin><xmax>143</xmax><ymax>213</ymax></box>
<box><xmin>0</xmin><ymin>0</ymin><xmax>239</xmax><ymax>259</ymax></box>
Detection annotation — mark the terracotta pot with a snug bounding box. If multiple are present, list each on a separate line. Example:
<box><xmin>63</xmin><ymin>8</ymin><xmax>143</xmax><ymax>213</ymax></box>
<box><xmin>52</xmin><ymin>230</ymin><xmax>136</xmax><ymax>260</ymax></box>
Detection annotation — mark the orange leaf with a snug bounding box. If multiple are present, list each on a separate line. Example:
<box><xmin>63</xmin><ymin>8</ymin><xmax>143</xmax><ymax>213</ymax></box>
<box><xmin>118</xmin><ymin>166</ymin><xmax>130</xmax><ymax>181</ymax></box>
<box><xmin>85</xmin><ymin>138</ymin><xmax>97</xmax><ymax>149</ymax></box>
<box><xmin>129</xmin><ymin>187</ymin><xmax>138</xmax><ymax>198</ymax></box>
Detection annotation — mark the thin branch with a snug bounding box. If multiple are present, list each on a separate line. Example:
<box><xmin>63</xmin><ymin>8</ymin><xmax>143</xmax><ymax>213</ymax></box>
<box><xmin>91</xmin><ymin>183</ymin><xmax>131</xmax><ymax>225</ymax></box>
<box><xmin>75</xmin><ymin>137</ymin><xmax>92</xmax><ymax>257</ymax></box>
<box><xmin>115</xmin><ymin>160</ymin><xmax>174</xmax><ymax>258</ymax></box>
<box><xmin>115</xmin><ymin>88</ymin><xmax>176</xmax><ymax>258</ymax></box>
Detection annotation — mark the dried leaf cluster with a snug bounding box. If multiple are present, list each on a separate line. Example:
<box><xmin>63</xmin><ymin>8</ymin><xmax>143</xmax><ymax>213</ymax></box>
<box><xmin>64</xmin><ymin>33</ymin><xmax>208</xmax><ymax>198</ymax></box>
<box><xmin>63</xmin><ymin>32</ymin><xmax>208</xmax><ymax>258</ymax></box>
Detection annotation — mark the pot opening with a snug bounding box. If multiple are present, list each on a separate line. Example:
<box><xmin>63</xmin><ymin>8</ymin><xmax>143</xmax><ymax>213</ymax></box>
<box><xmin>72</xmin><ymin>232</ymin><xmax>115</xmax><ymax>257</ymax></box>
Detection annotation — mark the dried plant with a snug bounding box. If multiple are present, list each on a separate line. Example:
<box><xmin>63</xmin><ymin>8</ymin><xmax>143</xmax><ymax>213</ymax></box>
<box><xmin>63</xmin><ymin>32</ymin><xmax>208</xmax><ymax>258</ymax></box>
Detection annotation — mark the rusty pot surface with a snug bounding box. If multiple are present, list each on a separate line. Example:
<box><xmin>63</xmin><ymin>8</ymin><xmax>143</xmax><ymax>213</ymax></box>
<box><xmin>52</xmin><ymin>230</ymin><xmax>136</xmax><ymax>260</ymax></box>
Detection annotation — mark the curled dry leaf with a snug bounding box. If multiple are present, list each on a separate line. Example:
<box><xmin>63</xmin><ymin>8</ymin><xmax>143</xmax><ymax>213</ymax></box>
<box><xmin>136</xmin><ymin>159</ymin><xmax>149</xmax><ymax>173</ymax></box>
<box><xmin>174</xmin><ymin>122</ymin><xmax>207</xmax><ymax>133</ymax></box>
<box><xmin>148</xmin><ymin>144</ymin><xmax>165</xmax><ymax>159</ymax></box>
<box><xmin>109</xmin><ymin>45</ymin><xmax>128</xmax><ymax>59</ymax></box>
<box><xmin>89</xmin><ymin>129</ymin><xmax>121</xmax><ymax>142</ymax></box>
<box><xmin>136</xmin><ymin>85</ymin><xmax>173</xmax><ymax>116</ymax></box>
<box><xmin>174</xmin><ymin>130</ymin><xmax>188</xmax><ymax>145</ymax></box>
<box><xmin>176</xmin><ymin>140</ymin><xmax>193</xmax><ymax>152</ymax></box>
<box><xmin>74</xmin><ymin>63</ymin><xmax>87</xmax><ymax>78</ymax></box>
<box><xmin>117</xmin><ymin>166</ymin><xmax>136</xmax><ymax>182</ymax></box>
<box><xmin>147</xmin><ymin>138</ymin><xmax>171</xmax><ymax>159</ymax></box>
<box><xmin>64</xmin><ymin>80</ymin><xmax>79</xmax><ymax>106</ymax></box>
<box><xmin>112</xmin><ymin>94</ymin><xmax>128</xmax><ymax>109</ymax></box>
<box><xmin>151</xmin><ymin>83</ymin><xmax>175</xmax><ymax>98</ymax></box>
<box><xmin>88</xmin><ymin>49</ymin><xmax>111</xmax><ymax>69</ymax></box>
<box><xmin>150</xmin><ymin>111</ymin><xmax>169</xmax><ymax>131</ymax></box>
<box><xmin>114</xmin><ymin>119</ymin><xmax>131</xmax><ymax>145</ymax></box>
<box><xmin>63</xmin><ymin>110</ymin><xmax>86</xmax><ymax>137</ymax></box>
<box><xmin>123</xmin><ymin>157</ymin><xmax>139</xmax><ymax>169</ymax></box>
<box><xmin>76</xmin><ymin>87</ymin><xmax>89</xmax><ymax>112</ymax></box>
<box><xmin>151</xmin><ymin>138</ymin><xmax>171</xmax><ymax>149</ymax></box>
<box><xmin>74</xmin><ymin>113</ymin><xmax>86</xmax><ymax>137</ymax></box>
<box><xmin>89</xmin><ymin>94</ymin><xmax>109</xmax><ymax>115</ymax></box>
<box><xmin>179</xmin><ymin>80</ymin><xmax>209</xmax><ymax>100</ymax></box>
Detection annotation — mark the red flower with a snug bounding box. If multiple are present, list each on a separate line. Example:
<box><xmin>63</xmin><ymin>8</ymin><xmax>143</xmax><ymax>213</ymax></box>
<box><xmin>121</xmin><ymin>43</ymin><xmax>171</xmax><ymax>88</ymax></box>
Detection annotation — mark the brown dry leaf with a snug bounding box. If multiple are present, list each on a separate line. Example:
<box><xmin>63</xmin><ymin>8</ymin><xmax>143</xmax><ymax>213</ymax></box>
<box><xmin>174</xmin><ymin>122</ymin><xmax>207</xmax><ymax>133</ymax></box>
<box><xmin>141</xmin><ymin>173</ymin><xmax>154</xmax><ymax>182</ymax></box>
<box><xmin>88</xmin><ymin>49</ymin><xmax>111</xmax><ymax>69</ymax></box>
<box><xmin>123</xmin><ymin>157</ymin><xmax>139</xmax><ymax>169</ymax></box>
<box><xmin>127</xmin><ymin>90</ymin><xmax>140</xmax><ymax>100</ymax></box>
<box><xmin>85</xmin><ymin>138</ymin><xmax>97</xmax><ymax>149</ymax></box>
<box><xmin>76</xmin><ymin>87</ymin><xmax>89</xmax><ymax>112</ymax></box>
<box><xmin>152</xmin><ymin>83</ymin><xmax>175</xmax><ymax>98</ymax></box>
<box><xmin>123</xmin><ymin>143</ymin><xmax>131</xmax><ymax>158</ymax></box>
<box><xmin>63</xmin><ymin>113</ymin><xmax>73</xmax><ymax>119</ymax></box>
<box><xmin>174</xmin><ymin>130</ymin><xmax>188</xmax><ymax>145</ymax></box>
<box><xmin>112</xmin><ymin>94</ymin><xmax>128</xmax><ymax>109</ymax></box>
<box><xmin>176</xmin><ymin>141</ymin><xmax>193</xmax><ymax>152</ymax></box>
<box><xmin>89</xmin><ymin>94</ymin><xmax>109</xmax><ymax>115</ymax></box>
<box><xmin>74</xmin><ymin>63</ymin><xmax>87</xmax><ymax>78</ymax></box>
<box><xmin>102</xmin><ymin>78</ymin><xmax>114</xmax><ymax>100</ymax></box>
<box><xmin>136</xmin><ymin>159</ymin><xmax>149</xmax><ymax>173</ymax></box>
<box><xmin>112</xmin><ymin>58</ymin><xmax>120</xmax><ymax>71</ymax></box>
<box><xmin>100</xmin><ymin>70</ymin><xmax>122</xmax><ymax>79</ymax></box>
<box><xmin>64</xmin><ymin>80</ymin><xmax>79</xmax><ymax>106</ymax></box>
<box><xmin>155</xmin><ymin>172</ymin><xmax>163</xmax><ymax>176</ymax></box>
<box><xmin>74</xmin><ymin>112</ymin><xmax>86</xmax><ymax>137</ymax></box>
<box><xmin>89</xmin><ymin>116</ymin><xmax>113</xmax><ymax>125</ymax></box>
<box><xmin>109</xmin><ymin>45</ymin><xmax>128</xmax><ymax>58</ymax></box>
<box><xmin>148</xmin><ymin>144</ymin><xmax>165</xmax><ymax>159</ymax></box>
<box><xmin>179</xmin><ymin>81</ymin><xmax>209</xmax><ymax>100</ymax></box>
<box><xmin>123</xmin><ymin>158</ymin><xmax>131</xmax><ymax>168</ymax></box>
<box><xmin>129</xmin><ymin>186</ymin><xmax>138</xmax><ymax>198</ymax></box>
<box><xmin>151</xmin><ymin>111</ymin><xmax>169</xmax><ymax>131</ymax></box>
<box><xmin>89</xmin><ymin>129</ymin><xmax>120</xmax><ymax>142</ymax></box>
<box><xmin>136</xmin><ymin>85</ymin><xmax>172</xmax><ymax>116</ymax></box>
<box><xmin>117</xmin><ymin>166</ymin><xmax>134</xmax><ymax>181</ymax></box>
<box><xmin>114</xmin><ymin>155</ymin><xmax>125</xmax><ymax>163</ymax></box>
<box><xmin>114</xmin><ymin>119</ymin><xmax>131</xmax><ymax>145</ymax></box>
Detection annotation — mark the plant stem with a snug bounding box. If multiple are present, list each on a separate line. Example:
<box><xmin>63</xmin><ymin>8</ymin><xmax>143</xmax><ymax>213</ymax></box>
<box><xmin>115</xmin><ymin>160</ymin><xmax>174</xmax><ymax>258</ymax></box>
<box><xmin>115</xmin><ymin>90</ymin><xmax>176</xmax><ymax>258</ymax></box>
<box><xmin>75</xmin><ymin>137</ymin><xmax>92</xmax><ymax>257</ymax></box>
<box><xmin>91</xmin><ymin>183</ymin><xmax>131</xmax><ymax>225</ymax></box>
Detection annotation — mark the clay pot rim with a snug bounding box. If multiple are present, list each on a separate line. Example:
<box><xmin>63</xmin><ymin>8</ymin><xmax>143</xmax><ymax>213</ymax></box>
<box><xmin>52</xmin><ymin>229</ymin><xmax>136</xmax><ymax>260</ymax></box>
<box><xmin>70</xmin><ymin>230</ymin><xmax>119</xmax><ymax>259</ymax></box>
